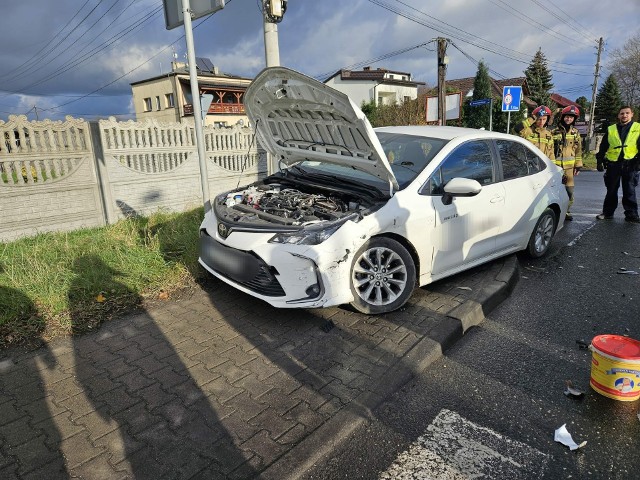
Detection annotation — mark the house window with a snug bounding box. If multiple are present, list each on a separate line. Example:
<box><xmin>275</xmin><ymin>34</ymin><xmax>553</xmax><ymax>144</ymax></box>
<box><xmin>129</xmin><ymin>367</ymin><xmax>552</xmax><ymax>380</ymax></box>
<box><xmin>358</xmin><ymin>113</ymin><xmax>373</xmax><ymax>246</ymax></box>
<box><xmin>404</xmin><ymin>96</ymin><xmax>410</xmax><ymax>103</ymax></box>
<box><xmin>165</xmin><ymin>93</ymin><xmax>175</xmax><ymax>108</ymax></box>
<box><xmin>143</xmin><ymin>97</ymin><xmax>152</xmax><ymax>111</ymax></box>
<box><xmin>155</xmin><ymin>96</ymin><xmax>161</xmax><ymax>110</ymax></box>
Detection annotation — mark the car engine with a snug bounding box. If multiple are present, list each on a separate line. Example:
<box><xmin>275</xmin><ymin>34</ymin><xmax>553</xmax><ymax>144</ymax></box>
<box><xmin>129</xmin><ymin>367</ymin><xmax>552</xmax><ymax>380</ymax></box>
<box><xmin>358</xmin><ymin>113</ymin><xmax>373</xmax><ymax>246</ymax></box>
<box><xmin>217</xmin><ymin>184</ymin><xmax>369</xmax><ymax>225</ymax></box>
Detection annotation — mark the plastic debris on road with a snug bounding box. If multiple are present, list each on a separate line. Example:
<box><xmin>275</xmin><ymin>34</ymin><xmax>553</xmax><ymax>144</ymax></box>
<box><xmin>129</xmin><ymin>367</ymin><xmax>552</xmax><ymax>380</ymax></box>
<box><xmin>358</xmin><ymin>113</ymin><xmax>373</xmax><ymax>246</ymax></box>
<box><xmin>554</xmin><ymin>424</ymin><xmax>587</xmax><ymax>451</ymax></box>
<box><xmin>622</xmin><ymin>251</ymin><xmax>640</xmax><ymax>258</ymax></box>
<box><xmin>576</xmin><ymin>339</ymin><xmax>590</xmax><ymax>350</ymax></box>
<box><xmin>617</xmin><ymin>267</ymin><xmax>639</xmax><ymax>275</ymax></box>
<box><xmin>564</xmin><ymin>380</ymin><xmax>585</xmax><ymax>398</ymax></box>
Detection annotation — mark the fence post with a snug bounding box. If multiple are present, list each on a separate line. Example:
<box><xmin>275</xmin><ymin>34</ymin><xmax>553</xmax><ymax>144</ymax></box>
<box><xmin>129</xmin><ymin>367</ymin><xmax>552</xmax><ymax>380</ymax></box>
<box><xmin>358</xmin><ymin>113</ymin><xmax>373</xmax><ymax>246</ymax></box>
<box><xmin>89</xmin><ymin>121</ymin><xmax>115</xmax><ymax>225</ymax></box>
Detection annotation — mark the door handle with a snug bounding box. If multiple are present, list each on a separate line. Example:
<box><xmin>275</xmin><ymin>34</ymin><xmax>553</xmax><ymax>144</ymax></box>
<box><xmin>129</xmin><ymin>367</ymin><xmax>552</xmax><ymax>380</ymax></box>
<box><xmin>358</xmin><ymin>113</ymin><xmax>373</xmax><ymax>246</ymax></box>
<box><xmin>490</xmin><ymin>196</ymin><xmax>503</xmax><ymax>203</ymax></box>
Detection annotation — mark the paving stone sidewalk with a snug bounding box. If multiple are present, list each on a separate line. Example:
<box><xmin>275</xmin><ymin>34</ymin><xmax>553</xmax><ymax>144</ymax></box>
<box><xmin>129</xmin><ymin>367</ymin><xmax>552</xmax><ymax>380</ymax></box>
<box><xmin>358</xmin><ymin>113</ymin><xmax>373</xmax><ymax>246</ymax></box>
<box><xmin>0</xmin><ymin>255</ymin><xmax>518</xmax><ymax>480</ymax></box>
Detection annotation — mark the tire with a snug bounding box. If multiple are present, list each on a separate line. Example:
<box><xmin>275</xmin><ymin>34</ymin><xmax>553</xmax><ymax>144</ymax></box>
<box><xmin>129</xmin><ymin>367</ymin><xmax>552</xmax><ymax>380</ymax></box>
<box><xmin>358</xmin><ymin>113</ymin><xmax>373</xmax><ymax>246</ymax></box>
<box><xmin>350</xmin><ymin>237</ymin><xmax>416</xmax><ymax>314</ymax></box>
<box><xmin>526</xmin><ymin>208</ymin><xmax>556</xmax><ymax>258</ymax></box>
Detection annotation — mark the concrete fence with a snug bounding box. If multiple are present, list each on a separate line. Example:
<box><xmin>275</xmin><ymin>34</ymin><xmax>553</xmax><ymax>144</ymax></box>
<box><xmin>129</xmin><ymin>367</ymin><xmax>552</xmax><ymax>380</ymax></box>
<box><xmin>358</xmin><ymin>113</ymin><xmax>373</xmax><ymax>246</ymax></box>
<box><xmin>0</xmin><ymin>115</ymin><xmax>267</xmax><ymax>243</ymax></box>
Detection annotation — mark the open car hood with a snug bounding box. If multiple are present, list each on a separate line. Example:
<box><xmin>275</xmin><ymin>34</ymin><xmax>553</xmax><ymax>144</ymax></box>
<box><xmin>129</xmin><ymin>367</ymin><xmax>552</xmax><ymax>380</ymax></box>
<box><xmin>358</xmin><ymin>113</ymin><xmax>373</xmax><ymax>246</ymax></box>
<box><xmin>244</xmin><ymin>67</ymin><xmax>399</xmax><ymax>191</ymax></box>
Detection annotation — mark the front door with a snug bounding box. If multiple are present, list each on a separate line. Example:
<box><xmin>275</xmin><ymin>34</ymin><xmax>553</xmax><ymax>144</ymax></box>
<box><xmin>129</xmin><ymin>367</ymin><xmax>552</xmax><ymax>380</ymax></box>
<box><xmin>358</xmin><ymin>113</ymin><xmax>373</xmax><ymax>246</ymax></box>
<box><xmin>427</xmin><ymin>140</ymin><xmax>504</xmax><ymax>275</ymax></box>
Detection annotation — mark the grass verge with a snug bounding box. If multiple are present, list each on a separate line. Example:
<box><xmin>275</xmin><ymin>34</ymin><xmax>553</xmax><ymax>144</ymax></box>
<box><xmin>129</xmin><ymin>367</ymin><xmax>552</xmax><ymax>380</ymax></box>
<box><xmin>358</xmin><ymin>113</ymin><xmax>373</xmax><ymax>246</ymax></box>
<box><xmin>0</xmin><ymin>207</ymin><xmax>205</xmax><ymax>349</ymax></box>
<box><xmin>582</xmin><ymin>151</ymin><xmax>597</xmax><ymax>170</ymax></box>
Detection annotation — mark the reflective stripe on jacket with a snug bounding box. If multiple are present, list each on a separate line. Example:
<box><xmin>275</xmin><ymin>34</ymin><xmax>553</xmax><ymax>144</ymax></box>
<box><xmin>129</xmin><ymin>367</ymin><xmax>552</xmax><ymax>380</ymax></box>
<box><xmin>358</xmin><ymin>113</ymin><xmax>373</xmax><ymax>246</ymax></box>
<box><xmin>553</xmin><ymin>125</ymin><xmax>583</xmax><ymax>169</ymax></box>
<box><xmin>605</xmin><ymin>122</ymin><xmax>640</xmax><ymax>161</ymax></box>
<box><xmin>518</xmin><ymin>118</ymin><xmax>555</xmax><ymax>160</ymax></box>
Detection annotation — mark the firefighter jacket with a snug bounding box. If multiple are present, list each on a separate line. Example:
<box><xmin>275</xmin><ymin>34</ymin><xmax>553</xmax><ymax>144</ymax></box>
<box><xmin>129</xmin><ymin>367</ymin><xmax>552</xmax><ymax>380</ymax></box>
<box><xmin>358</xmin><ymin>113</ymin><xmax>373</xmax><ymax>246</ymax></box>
<box><xmin>604</xmin><ymin>122</ymin><xmax>640</xmax><ymax>162</ymax></box>
<box><xmin>552</xmin><ymin>123</ymin><xmax>583</xmax><ymax>170</ymax></box>
<box><xmin>516</xmin><ymin>117</ymin><xmax>555</xmax><ymax>160</ymax></box>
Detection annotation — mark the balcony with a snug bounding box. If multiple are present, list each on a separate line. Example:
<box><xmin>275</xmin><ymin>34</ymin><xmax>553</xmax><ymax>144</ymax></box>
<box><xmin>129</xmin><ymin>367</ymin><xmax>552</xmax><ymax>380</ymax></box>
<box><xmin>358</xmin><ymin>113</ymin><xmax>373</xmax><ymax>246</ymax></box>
<box><xmin>183</xmin><ymin>103</ymin><xmax>245</xmax><ymax>115</ymax></box>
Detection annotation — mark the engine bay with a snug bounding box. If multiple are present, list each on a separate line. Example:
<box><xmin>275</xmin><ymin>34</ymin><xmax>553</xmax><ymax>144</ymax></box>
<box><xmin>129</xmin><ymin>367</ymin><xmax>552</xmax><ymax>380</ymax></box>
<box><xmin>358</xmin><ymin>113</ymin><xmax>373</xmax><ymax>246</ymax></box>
<box><xmin>215</xmin><ymin>182</ymin><xmax>376</xmax><ymax>226</ymax></box>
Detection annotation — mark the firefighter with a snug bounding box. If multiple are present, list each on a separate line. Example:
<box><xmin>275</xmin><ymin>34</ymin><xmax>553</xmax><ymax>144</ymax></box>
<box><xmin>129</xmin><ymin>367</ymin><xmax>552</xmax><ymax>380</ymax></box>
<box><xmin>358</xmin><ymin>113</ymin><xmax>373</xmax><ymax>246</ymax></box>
<box><xmin>514</xmin><ymin>105</ymin><xmax>555</xmax><ymax>161</ymax></box>
<box><xmin>552</xmin><ymin>105</ymin><xmax>583</xmax><ymax>220</ymax></box>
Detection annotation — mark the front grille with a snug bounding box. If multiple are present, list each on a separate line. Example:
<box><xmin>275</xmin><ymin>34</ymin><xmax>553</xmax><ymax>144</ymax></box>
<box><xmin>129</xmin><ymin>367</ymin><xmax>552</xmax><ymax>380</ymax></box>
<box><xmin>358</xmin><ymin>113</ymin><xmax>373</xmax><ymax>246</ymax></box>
<box><xmin>239</xmin><ymin>265</ymin><xmax>286</xmax><ymax>297</ymax></box>
<box><xmin>200</xmin><ymin>232</ymin><xmax>286</xmax><ymax>297</ymax></box>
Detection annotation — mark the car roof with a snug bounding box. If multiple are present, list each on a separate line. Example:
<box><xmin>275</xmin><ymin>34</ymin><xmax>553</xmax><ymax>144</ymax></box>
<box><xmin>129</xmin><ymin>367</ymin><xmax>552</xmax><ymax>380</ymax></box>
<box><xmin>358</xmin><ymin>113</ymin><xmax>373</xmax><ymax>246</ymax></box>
<box><xmin>374</xmin><ymin>125</ymin><xmax>516</xmax><ymax>141</ymax></box>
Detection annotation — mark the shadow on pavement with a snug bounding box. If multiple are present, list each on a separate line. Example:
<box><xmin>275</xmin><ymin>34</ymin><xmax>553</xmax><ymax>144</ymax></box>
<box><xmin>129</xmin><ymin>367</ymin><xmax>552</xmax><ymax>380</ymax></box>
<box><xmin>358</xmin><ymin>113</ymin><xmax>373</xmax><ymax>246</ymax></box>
<box><xmin>67</xmin><ymin>255</ymin><xmax>256</xmax><ymax>478</ymax></box>
<box><xmin>0</xmin><ymin>277</ymin><xmax>69</xmax><ymax>478</ymax></box>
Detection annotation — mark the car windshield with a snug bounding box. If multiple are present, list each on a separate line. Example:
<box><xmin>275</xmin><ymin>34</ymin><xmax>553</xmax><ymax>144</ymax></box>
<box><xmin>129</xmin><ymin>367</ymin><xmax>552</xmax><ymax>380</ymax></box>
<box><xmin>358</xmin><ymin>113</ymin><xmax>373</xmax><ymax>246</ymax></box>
<box><xmin>376</xmin><ymin>133</ymin><xmax>448</xmax><ymax>188</ymax></box>
<box><xmin>288</xmin><ymin>133</ymin><xmax>448</xmax><ymax>192</ymax></box>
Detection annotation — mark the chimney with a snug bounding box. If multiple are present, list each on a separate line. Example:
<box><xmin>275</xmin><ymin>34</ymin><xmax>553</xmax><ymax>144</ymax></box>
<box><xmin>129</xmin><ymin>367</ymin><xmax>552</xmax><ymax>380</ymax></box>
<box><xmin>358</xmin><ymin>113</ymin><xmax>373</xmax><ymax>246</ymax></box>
<box><xmin>363</xmin><ymin>66</ymin><xmax>370</xmax><ymax>71</ymax></box>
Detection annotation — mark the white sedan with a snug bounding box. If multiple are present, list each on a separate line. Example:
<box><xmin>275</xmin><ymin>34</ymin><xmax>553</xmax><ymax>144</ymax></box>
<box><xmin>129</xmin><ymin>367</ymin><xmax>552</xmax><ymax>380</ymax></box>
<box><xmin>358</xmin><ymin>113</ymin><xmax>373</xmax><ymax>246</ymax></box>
<box><xmin>199</xmin><ymin>67</ymin><xmax>568</xmax><ymax>314</ymax></box>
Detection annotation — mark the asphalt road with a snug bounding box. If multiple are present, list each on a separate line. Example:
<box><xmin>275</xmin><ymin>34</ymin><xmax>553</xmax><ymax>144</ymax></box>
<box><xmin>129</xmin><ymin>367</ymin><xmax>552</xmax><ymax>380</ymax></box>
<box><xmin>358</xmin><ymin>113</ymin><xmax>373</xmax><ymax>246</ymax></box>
<box><xmin>301</xmin><ymin>171</ymin><xmax>640</xmax><ymax>480</ymax></box>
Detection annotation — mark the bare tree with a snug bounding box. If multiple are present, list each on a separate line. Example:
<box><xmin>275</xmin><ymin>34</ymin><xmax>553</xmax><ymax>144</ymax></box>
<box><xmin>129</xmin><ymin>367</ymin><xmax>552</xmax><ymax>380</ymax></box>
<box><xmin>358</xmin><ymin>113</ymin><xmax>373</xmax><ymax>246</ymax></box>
<box><xmin>608</xmin><ymin>33</ymin><xmax>640</xmax><ymax>107</ymax></box>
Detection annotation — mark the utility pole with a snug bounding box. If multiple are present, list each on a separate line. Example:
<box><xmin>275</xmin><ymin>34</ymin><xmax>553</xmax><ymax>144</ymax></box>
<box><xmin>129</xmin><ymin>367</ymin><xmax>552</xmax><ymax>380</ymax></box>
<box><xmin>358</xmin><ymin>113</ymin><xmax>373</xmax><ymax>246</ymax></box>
<box><xmin>262</xmin><ymin>0</ymin><xmax>287</xmax><ymax>67</ymax></box>
<box><xmin>587</xmin><ymin>37</ymin><xmax>604</xmax><ymax>152</ymax></box>
<box><xmin>437</xmin><ymin>37</ymin><xmax>448</xmax><ymax>125</ymax></box>
<box><xmin>261</xmin><ymin>0</ymin><xmax>287</xmax><ymax>175</ymax></box>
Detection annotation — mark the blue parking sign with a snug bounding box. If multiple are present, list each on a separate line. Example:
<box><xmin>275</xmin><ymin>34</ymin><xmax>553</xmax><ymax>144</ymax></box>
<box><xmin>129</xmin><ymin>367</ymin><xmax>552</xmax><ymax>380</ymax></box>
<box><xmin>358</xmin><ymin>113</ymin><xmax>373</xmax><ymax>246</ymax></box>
<box><xmin>502</xmin><ymin>86</ymin><xmax>522</xmax><ymax>112</ymax></box>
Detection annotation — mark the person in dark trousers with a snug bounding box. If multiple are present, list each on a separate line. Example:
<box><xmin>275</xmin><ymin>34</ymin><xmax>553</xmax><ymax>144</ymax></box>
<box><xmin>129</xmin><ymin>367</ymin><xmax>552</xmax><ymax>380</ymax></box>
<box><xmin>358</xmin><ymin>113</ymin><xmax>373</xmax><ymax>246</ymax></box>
<box><xmin>596</xmin><ymin>105</ymin><xmax>640</xmax><ymax>222</ymax></box>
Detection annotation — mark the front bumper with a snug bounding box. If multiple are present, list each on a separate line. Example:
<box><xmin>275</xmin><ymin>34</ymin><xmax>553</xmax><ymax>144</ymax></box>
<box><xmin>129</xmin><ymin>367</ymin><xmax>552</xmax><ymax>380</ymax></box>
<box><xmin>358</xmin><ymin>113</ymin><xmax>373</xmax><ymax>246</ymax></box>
<box><xmin>198</xmin><ymin>213</ymin><xmax>363</xmax><ymax>309</ymax></box>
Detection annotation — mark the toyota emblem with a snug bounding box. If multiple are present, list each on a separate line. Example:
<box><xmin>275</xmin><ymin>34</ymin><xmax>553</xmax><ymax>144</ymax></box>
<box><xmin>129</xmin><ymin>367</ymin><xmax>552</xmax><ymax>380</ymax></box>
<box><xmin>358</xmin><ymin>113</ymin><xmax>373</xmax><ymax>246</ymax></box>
<box><xmin>217</xmin><ymin>223</ymin><xmax>228</xmax><ymax>238</ymax></box>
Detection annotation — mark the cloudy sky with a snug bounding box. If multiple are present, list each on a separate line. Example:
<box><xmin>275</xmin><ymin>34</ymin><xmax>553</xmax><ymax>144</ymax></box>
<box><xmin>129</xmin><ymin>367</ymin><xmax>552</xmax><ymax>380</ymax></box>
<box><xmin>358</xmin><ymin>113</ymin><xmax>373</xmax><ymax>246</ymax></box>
<box><xmin>1</xmin><ymin>0</ymin><xmax>638</xmax><ymax>122</ymax></box>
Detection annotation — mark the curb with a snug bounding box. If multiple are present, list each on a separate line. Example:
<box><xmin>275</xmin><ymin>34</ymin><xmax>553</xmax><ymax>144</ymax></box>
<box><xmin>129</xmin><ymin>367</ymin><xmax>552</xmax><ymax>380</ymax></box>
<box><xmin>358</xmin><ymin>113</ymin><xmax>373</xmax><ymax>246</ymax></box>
<box><xmin>261</xmin><ymin>255</ymin><xmax>521</xmax><ymax>480</ymax></box>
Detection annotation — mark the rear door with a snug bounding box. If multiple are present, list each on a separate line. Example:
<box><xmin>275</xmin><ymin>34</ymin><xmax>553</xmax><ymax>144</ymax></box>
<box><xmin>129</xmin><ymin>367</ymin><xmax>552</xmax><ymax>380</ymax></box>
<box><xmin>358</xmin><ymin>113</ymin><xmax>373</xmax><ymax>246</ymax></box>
<box><xmin>494</xmin><ymin>139</ymin><xmax>548</xmax><ymax>250</ymax></box>
<box><xmin>426</xmin><ymin>140</ymin><xmax>505</xmax><ymax>275</ymax></box>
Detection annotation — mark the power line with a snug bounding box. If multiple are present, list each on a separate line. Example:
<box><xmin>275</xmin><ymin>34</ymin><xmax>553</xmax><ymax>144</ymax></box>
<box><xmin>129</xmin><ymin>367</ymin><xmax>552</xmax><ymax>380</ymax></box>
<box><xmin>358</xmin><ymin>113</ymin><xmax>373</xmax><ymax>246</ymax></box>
<box><xmin>485</xmin><ymin>0</ymin><xmax>595</xmax><ymax>48</ymax></box>
<box><xmin>42</xmin><ymin>13</ymin><xmax>217</xmax><ymax>113</ymax></box>
<box><xmin>0</xmin><ymin>0</ymin><xmax>93</xmax><ymax>81</ymax></box>
<box><xmin>0</xmin><ymin>6</ymin><xmax>162</xmax><ymax>97</ymax></box>
<box><xmin>8</xmin><ymin>7</ymin><xmax>163</xmax><ymax>97</ymax></box>
<box><xmin>313</xmin><ymin>39</ymin><xmax>437</xmax><ymax>80</ymax></box>
<box><xmin>1</xmin><ymin>0</ymin><xmax>107</xmax><ymax>84</ymax></box>
<box><xmin>368</xmin><ymin>0</ymin><xmax>593</xmax><ymax>76</ymax></box>
<box><xmin>448</xmin><ymin>41</ymin><xmax>507</xmax><ymax>79</ymax></box>
<box><xmin>530</xmin><ymin>0</ymin><xmax>600</xmax><ymax>43</ymax></box>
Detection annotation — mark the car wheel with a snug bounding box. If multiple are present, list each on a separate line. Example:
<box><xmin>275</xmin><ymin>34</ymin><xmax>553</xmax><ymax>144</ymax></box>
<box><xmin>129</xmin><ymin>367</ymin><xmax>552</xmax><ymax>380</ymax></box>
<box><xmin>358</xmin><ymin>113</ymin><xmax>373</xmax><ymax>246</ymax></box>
<box><xmin>527</xmin><ymin>208</ymin><xmax>556</xmax><ymax>258</ymax></box>
<box><xmin>350</xmin><ymin>237</ymin><xmax>416</xmax><ymax>314</ymax></box>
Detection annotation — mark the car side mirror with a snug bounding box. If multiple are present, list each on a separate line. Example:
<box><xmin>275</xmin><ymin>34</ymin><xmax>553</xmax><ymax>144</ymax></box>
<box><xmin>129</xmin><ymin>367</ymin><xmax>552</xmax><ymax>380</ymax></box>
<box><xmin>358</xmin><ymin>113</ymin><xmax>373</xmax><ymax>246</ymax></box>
<box><xmin>441</xmin><ymin>177</ymin><xmax>482</xmax><ymax>205</ymax></box>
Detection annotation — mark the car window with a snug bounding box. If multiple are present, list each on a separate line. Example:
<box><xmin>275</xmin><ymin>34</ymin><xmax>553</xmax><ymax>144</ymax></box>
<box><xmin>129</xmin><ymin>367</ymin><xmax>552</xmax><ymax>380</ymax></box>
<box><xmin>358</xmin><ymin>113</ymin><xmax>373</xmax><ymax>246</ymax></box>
<box><xmin>496</xmin><ymin>140</ymin><xmax>529</xmax><ymax>180</ymax></box>
<box><xmin>426</xmin><ymin>140</ymin><xmax>494</xmax><ymax>194</ymax></box>
<box><xmin>524</xmin><ymin>145</ymin><xmax>546</xmax><ymax>173</ymax></box>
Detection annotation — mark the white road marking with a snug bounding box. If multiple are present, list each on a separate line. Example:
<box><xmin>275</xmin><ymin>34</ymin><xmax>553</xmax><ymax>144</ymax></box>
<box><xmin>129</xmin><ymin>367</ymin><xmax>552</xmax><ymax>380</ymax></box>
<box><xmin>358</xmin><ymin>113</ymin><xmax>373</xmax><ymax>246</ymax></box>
<box><xmin>379</xmin><ymin>409</ymin><xmax>549</xmax><ymax>479</ymax></box>
<box><xmin>567</xmin><ymin>221</ymin><xmax>597</xmax><ymax>247</ymax></box>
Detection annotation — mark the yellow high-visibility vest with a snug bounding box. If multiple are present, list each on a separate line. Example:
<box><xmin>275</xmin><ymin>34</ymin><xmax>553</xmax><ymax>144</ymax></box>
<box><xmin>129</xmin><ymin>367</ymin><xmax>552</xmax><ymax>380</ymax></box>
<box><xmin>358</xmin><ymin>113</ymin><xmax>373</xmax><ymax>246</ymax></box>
<box><xmin>605</xmin><ymin>122</ymin><xmax>640</xmax><ymax>162</ymax></box>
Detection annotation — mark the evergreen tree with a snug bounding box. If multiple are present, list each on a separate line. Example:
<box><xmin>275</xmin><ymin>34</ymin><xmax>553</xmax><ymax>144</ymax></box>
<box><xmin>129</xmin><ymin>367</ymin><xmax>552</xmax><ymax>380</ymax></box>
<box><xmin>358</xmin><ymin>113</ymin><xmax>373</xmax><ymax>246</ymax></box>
<box><xmin>463</xmin><ymin>61</ymin><xmax>493</xmax><ymax>129</ymax></box>
<box><xmin>493</xmin><ymin>100</ymin><xmax>526</xmax><ymax>134</ymax></box>
<box><xmin>594</xmin><ymin>74</ymin><xmax>623</xmax><ymax>130</ymax></box>
<box><xmin>575</xmin><ymin>96</ymin><xmax>590</xmax><ymax>121</ymax></box>
<box><xmin>525</xmin><ymin>48</ymin><xmax>555</xmax><ymax>108</ymax></box>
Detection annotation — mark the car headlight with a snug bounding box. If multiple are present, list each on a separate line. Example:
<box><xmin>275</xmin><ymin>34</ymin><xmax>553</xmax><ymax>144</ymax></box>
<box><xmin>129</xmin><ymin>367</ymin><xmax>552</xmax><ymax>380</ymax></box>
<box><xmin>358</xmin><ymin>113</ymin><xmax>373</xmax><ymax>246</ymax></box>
<box><xmin>269</xmin><ymin>220</ymin><xmax>347</xmax><ymax>245</ymax></box>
